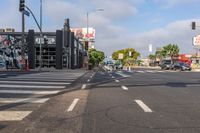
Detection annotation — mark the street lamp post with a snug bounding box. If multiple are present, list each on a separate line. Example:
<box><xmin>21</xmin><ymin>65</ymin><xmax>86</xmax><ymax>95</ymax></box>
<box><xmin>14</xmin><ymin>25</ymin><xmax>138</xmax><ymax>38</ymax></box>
<box><xmin>86</xmin><ymin>9</ymin><xmax>104</xmax><ymax>69</ymax></box>
<box><xmin>86</xmin><ymin>9</ymin><xmax>104</xmax><ymax>41</ymax></box>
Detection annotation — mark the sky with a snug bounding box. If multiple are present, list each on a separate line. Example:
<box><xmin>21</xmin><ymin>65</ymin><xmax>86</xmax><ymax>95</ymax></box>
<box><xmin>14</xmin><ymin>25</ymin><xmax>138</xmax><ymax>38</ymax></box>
<box><xmin>0</xmin><ymin>0</ymin><xmax>200</xmax><ymax>57</ymax></box>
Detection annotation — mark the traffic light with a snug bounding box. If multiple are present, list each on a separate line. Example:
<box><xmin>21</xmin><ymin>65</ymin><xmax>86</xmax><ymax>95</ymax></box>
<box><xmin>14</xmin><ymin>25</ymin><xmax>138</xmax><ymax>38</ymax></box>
<box><xmin>19</xmin><ymin>0</ymin><xmax>25</xmax><ymax>12</ymax></box>
<box><xmin>85</xmin><ymin>41</ymin><xmax>89</xmax><ymax>50</ymax></box>
<box><xmin>192</xmin><ymin>22</ymin><xmax>196</xmax><ymax>30</ymax></box>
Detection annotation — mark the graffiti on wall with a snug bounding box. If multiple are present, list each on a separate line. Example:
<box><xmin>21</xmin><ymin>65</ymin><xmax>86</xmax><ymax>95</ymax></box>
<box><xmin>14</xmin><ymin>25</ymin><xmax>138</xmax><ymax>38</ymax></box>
<box><xmin>0</xmin><ymin>35</ymin><xmax>27</xmax><ymax>69</ymax></box>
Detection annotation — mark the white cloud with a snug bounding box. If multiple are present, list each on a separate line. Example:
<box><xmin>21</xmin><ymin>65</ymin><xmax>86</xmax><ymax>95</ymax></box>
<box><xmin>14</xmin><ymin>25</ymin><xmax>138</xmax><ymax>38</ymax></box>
<box><xmin>102</xmin><ymin>19</ymin><xmax>199</xmax><ymax>57</ymax></box>
<box><xmin>153</xmin><ymin>0</ymin><xmax>199</xmax><ymax>8</ymax></box>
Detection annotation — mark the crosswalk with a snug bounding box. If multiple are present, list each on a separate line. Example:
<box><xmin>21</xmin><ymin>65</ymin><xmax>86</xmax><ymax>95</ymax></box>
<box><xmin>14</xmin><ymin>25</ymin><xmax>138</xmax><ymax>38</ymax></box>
<box><xmin>134</xmin><ymin>70</ymin><xmax>175</xmax><ymax>73</ymax></box>
<box><xmin>115</xmin><ymin>70</ymin><xmax>179</xmax><ymax>77</ymax></box>
<box><xmin>0</xmin><ymin>71</ymin><xmax>84</xmax><ymax>122</ymax></box>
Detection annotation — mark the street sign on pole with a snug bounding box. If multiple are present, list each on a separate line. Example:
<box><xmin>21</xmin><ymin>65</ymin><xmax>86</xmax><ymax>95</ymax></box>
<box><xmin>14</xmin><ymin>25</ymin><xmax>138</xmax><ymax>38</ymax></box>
<box><xmin>149</xmin><ymin>44</ymin><xmax>153</xmax><ymax>52</ymax></box>
<box><xmin>129</xmin><ymin>51</ymin><xmax>132</xmax><ymax>57</ymax></box>
<box><xmin>24</xmin><ymin>10</ymin><xmax>30</xmax><ymax>17</ymax></box>
<box><xmin>118</xmin><ymin>53</ymin><xmax>123</xmax><ymax>60</ymax></box>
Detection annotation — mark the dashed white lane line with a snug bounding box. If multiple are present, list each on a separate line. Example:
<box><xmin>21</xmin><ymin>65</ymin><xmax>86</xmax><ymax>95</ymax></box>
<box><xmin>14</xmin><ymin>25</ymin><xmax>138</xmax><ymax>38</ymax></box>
<box><xmin>0</xmin><ymin>111</ymin><xmax>32</xmax><ymax>121</ymax></box>
<box><xmin>111</xmin><ymin>76</ymin><xmax>115</xmax><ymax>78</ymax></box>
<box><xmin>81</xmin><ymin>84</ymin><xmax>87</xmax><ymax>89</ymax></box>
<box><xmin>67</xmin><ymin>98</ymin><xmax>79</xmax><ymax>112</ymax></box>
<box><xmin>121</xmin><ymin>86</ymin><xmax>128</xmax><ymax>90</ymax></box>
<box><xmin>135</xmin><ymin>100</ymin><xmax>153</xmax><ymax>113</ymax></box>
<box><xmin>115</xmin><ymin>79</ymin><xmax>120</xmax><ymax>83</ymax></box>
<box><xmin>87</xmin><ymin>79</ymin><xmax>90</xmax><ymax>82</ymax></box>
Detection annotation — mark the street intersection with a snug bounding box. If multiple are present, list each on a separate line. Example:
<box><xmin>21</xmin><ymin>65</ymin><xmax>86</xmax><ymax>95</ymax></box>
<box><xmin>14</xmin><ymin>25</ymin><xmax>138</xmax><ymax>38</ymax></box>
<box><xmin>1</xmin><ymin>68</ymin><xmax>200</xmax><ymax>133</ymax></box>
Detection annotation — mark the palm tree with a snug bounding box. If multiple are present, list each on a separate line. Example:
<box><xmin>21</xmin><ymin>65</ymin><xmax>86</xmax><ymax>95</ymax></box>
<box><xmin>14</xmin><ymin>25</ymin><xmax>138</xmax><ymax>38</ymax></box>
<box><xmin>161</xmin><ymin>44</ymin><xmax>179</xmax><ymax>63</ymax></box>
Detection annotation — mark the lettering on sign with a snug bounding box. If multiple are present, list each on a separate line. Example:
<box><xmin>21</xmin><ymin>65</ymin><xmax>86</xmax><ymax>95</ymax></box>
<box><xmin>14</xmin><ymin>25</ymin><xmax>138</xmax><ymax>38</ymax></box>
<box><xmin>35</xmin><ymin>37</ymin><xmax>56</xmax><ymax>45</ymax></box>
<box><xmin>193</xmin><ymin>35</ymin><xmax>200</xmax><ymax>46</ymax></box>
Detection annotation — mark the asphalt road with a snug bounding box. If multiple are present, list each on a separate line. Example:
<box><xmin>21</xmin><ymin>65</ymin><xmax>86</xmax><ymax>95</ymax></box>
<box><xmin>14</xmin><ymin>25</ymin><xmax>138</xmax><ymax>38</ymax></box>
<box><xmin>2</xmin><ymin>67</ymin><xmax>200</xmax><ymax>133</ymax></box>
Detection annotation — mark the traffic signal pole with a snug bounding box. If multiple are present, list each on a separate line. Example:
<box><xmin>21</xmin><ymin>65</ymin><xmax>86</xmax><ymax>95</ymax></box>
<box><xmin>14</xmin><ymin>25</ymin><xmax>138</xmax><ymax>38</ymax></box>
<box><xmin>20</xmin><ymin>0</ymin><xmax>26</xmax><ymax>70</ymax></box>
<box><xmin>22</xmin><ymin>9</ymin><xmax>26</xmax><ymax>70</ymax></box>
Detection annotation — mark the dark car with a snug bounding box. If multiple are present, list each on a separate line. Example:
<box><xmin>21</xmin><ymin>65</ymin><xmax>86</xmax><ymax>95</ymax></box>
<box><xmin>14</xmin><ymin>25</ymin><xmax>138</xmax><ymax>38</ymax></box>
<box><xmin>172</xmin><ymin>62</ymin><xmax>191</xmax><ymax>71</ymax></box>
<box><xmin>160</xmin><ymin>60</ymin><xmax>172</xmax><ymax>70</ymax></box>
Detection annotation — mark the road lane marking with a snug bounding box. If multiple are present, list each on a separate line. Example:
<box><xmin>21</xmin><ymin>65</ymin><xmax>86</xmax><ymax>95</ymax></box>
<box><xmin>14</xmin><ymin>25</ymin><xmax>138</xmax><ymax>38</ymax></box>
<box><xmin>135</xmin><ymin>100</ymin><xmax>153</xmax><ymax>113</ymax></box>
<box><xmin>67</xmin><ymin>98</ymin><xmax>79</xmax><ymax>112</ymax></box>
<box><xmin>146</xmin><ymin>70</ymin><xmax>155</xmax><ymax>73</ymax></box>
<box><xmin>81</xmin><ymin>84</ymin><xmax>87</xmax><ymax>89</ymax></box>
<box><xmin>0</xmin><ymin>111</ymin><xmax>32</xmax><ymax>121</ymax></box>
<box><xmin>0</xmin><ymin>84</ymin><xmax>65</xmax><ymax>89</ymax></box>
<box><xmin>0</xmin><ymin>98</ymin><xmax>49</xmax><ymax>103</ymax></box>
<box><xmin>111</xmin><ymin>76</ymin><xmax>115</xmax><ymax>78</ymax></box>
<box><xmin>0</xmin><ymin>81</ymin><xmax>71</xmax><ymax>85</ymax></box>
<box><xmin>121</xmin><ymin>86</ymin><xmax>128</xmax><ymax>90</ymax></box>
<box><xmin>115</xmin><ymin>79</ymin><xmax>120</xmax><ymax>83</ymax></box>
<box><xmin>0</xmin><ymin>90</ymin><xmax>61</xmax><ymax>95</ymax></box>
<box><xmin>137</xmin><ymin>71</ymin><xmax>145</xmax><ymax>73</ymax></box>
<box><xmin>87</xmin><ymin>79</ymin><xmax>90</xmax><ymax>82</ymax></box>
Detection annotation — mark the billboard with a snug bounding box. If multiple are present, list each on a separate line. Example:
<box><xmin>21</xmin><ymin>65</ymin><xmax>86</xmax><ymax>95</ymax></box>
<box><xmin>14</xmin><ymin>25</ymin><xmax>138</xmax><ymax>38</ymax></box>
<box><xmin>193</xmin><ymin>35</ymin><xmax>200</xmax><ymax>46</ymax></box>
<box><xmin>71</xmin><ymin>28</ymin><xmax>95</xmax><ymax>41</ymax></box>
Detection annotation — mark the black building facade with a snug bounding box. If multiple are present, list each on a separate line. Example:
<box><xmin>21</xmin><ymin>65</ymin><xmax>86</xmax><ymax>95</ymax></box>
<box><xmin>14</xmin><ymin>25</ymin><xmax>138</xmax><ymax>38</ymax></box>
<box><xmin>0</xmin><ymin>20</ymin><xmax>85</xmax><ymax>70</ymax></box>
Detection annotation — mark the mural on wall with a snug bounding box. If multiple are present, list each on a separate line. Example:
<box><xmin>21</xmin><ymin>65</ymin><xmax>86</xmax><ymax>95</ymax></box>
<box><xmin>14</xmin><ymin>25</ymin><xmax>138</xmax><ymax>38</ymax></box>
<box><xmin>0</xmin><ymin>35</ymin><xmax>27</xmax><ymax>69</ymax></box>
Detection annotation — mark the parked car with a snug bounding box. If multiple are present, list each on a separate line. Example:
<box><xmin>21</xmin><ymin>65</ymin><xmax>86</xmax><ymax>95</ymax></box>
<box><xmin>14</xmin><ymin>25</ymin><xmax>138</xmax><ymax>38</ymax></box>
<box><xmin>160</xmin><ymin>60</ymin><xmax>172</xmax><ymax>70</ymax></box>
<box><xmin>172</xmin><ymin>61</ymin><xmax>191</xmax><ymax>71</ymax></box>
<box><xmin>115</xmin><ymin>64</ymin><xmax>123</xmax><ymax>69</ymax></box>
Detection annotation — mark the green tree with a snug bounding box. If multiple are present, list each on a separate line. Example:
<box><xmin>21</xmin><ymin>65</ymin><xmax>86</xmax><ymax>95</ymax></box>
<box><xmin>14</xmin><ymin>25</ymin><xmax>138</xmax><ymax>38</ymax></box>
<box><xmin>161</xmin><ymin>44</ymin><xmax>179</xmax><ymax>62</ymax></box>
<box><xmin>89</xmin><ymin>49</ymin><xmax>105</xmax><ymax>66</ymax></box>
<box><xmin>112</xmin><ymin>48</ymin><xmax>140</xmax><ymax>65</ymax></box>
<box><xmin>148</xmin><ymin>54</ymin><xmax>156</xmax><ymax>60</ymax></box>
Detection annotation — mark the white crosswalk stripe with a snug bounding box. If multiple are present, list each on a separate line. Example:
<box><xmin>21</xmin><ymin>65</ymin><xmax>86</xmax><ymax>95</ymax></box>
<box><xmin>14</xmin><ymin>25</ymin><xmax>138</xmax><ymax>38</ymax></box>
<box><xmin>134</xmin><ymin>70</ymin><xmax>178</xmax><ymax>73</ymax></box>
<box><xmin>116</xmin><ymin>71</ymin><xmax>130</xmax><ymax>77</ymax></box>
<box><xmin>0</xmin><ymin>71</ymin><xmax>85</xmax><ymax>122</ymax></box>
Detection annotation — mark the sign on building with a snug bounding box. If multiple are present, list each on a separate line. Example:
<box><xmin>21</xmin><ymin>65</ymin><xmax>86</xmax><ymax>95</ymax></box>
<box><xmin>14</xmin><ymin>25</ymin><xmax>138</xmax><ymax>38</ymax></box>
<box><xmin>71</xmin><ymin>28</ymin><xmax>95</xmax><ymax>41</ymax></box>
<box><xmin>193</xmin><ymin>35</ymin><xmax>200</xmax><ymax>46</ymax></box>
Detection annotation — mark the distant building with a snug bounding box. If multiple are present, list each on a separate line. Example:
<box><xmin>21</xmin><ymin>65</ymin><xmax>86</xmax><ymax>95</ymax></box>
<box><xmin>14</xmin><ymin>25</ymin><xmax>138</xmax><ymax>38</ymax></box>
<box><xmin>0</xmin><ymin>28</ymin><xmax>15</xmax><ymax>33</ymax></box>
<box><xmin>5</xmin><ymin>28</ymin><xmax>15</xmax><ymax>32</ymax></box>
<box><xmin>0</xmin><ymin>29</ymin><xmax>5</xmax><ymax>32</ymax></box>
